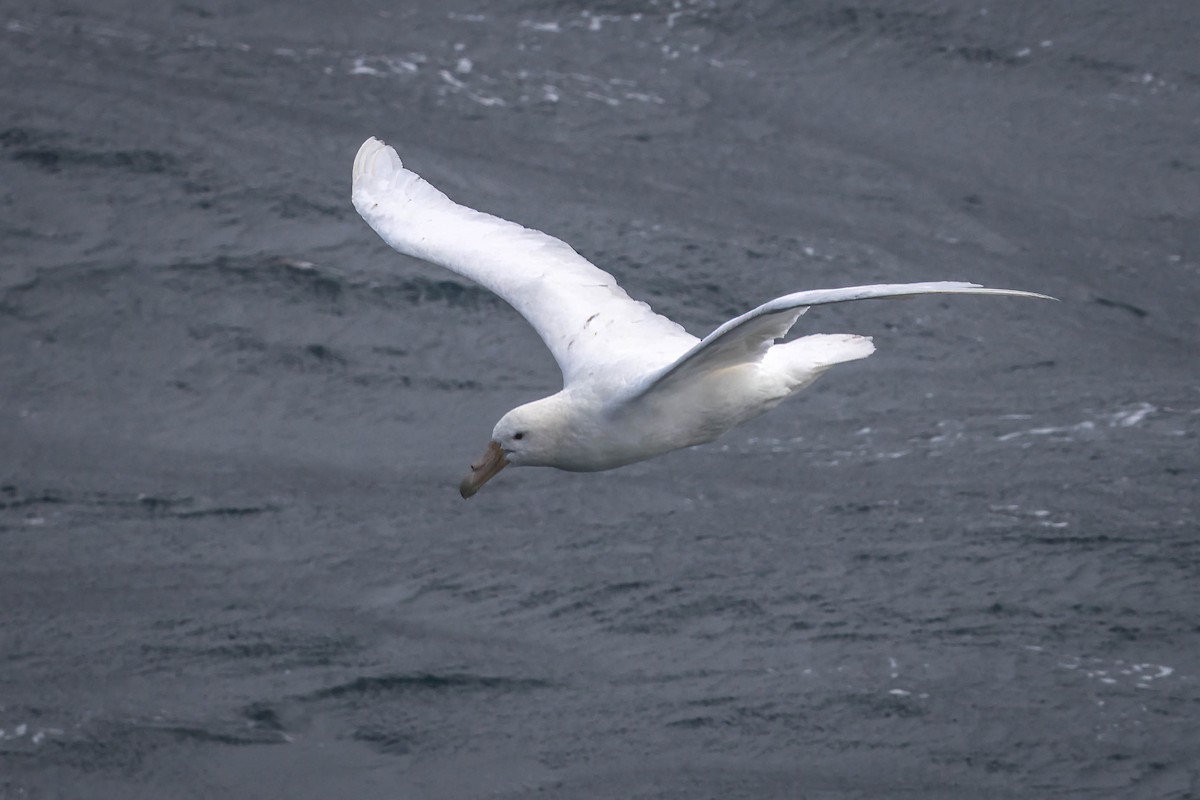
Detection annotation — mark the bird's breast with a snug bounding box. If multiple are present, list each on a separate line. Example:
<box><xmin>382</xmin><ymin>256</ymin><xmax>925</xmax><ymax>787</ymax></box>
<box><xmin>561</xmin><ymin>364</ymin><xmax>787</xmax><ymax>471</ymax></box>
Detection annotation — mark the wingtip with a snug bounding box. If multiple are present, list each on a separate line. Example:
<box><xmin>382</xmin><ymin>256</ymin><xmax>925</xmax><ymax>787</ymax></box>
<box><xmin>984</xmin><ymin>288</ymin><xmax>1060</xmax><ymax>302</ymax></box>
<box><xmin>927</xmin><ymin>282</ymin><xmax>1059</xmax><ymax>302</ymax></box>
<box><xmin>352</xmin><ymin>136</ymin><xmax>402</xmax><ymax>186</ymax></box>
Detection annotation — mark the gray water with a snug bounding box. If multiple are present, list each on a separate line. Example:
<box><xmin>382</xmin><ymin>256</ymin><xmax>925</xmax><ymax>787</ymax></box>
<box><xmin>2</xmin><ymin>2</ymin><xmax>1198</xmax><ymax>798</ymax></box>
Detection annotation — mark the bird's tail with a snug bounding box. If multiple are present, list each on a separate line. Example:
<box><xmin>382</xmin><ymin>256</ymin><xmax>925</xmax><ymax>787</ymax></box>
<box><xmin>766</xmin><ymin>333</ymin><xmax>876</xmax><ymax>391</ymax></box>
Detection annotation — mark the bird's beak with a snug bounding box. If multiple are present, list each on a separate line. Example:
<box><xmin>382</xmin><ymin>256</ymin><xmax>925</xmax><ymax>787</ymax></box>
<box><xmin>459</xmin><ymin>440</ymin><xmax>509</xmax><ymax>499</ymax></box>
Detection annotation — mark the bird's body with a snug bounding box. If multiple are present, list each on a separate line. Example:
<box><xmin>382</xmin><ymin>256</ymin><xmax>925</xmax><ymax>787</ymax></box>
<box><xmin>351</xmin><ymin>137</ymin><xmax>1051</xmax><ymax>497</ymax></box>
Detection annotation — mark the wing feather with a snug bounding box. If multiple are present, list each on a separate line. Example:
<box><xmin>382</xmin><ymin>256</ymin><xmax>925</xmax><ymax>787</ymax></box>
<box><xmin>352</xmin><ymin>138</ymin><xmax>694</xmax><ymax>386</ymax></box>
<box><xmin>626</xmin><ymin>282</ymin><xmax>1055</xmax><ymax>401</ymax></box>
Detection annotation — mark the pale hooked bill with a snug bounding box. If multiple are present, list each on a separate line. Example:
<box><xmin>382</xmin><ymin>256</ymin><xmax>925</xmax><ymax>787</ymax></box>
<box><xmin>352</xmin><ymin>137</ymin><xmax>1054</xmax><ymax>498</ymax></box>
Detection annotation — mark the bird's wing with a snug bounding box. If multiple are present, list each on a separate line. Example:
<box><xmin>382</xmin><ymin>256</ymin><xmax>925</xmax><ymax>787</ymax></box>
<box><xmin>624</xmin><ymin>282</ymin><xmax>1055</xmax><ymax>401</ymax></box>
<box><xmin>352</xmin><ymin>138</ymin><xmax>696</xmax><ymax>386</ymax></box>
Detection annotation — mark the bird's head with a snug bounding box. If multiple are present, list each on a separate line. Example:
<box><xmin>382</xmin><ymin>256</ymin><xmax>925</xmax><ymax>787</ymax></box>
<box><xmin>459</xmin><ymin>395</ymin><xmax>572</xmax><ymax>498</ymax></box>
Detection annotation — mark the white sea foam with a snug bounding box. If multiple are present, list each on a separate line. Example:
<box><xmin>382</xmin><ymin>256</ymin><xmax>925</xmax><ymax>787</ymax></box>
<box><xmin>0</xmin><ymin>722</ymin><xmax>60</xmax><ymax>745</ymax></box>
<box><xmin>337</xmin><ymin>4</ymin><xmax>745</xmax><ymax>114</ymax></box>
<box><xmin>1107</xmin><ymin>401</ymin><xmax>1155</xmax><ymax>427</ymax></box>
<box><xmin>584</xmin><ymin>91</ymin><xmax>620</xmax><ymax>106</ymax></box>
<box><xmin>349</xmin><ymin>57</ymin><xmax>383</xmax><ymax>77</ymax></box>
<box><xmin>438</xmin><ymin>70</ymin><xmax>505</xmax><ymax>107</ymax></box>
<box><xmin>624</xmin><ymin>91</ymin><xmax>665</xmax><ymax>104</ymax></box>
<box><xmin>347</xmin><ymin>44</ymin><xmax>670</xmax><ymax>114</ymax></box>
<box><xmin>997</xmin><ymin>401</ymin><xmax>1166</xmax><ymax>443</ymax></box>
<box><xmin>989</xmin><ymin>504</ymin><xmax>1069</xmax><ymax>528</ymax></box>
<box><xmin>1050</xmin><ymin>652</ymin><xmax>1178</xmax><ymax>690</ymax></box>
<box><xmin>350</xmin><ymin>55</ymin><xmax>421</xmax><ymax>77</ymax></box>
<box><xmin>997</xmin><ymin>420</ymin><xmax>1096</xmax><ymax>442</ymax></box>
<box><xmin>582</xmin><ymin>12</ymin><xmax>627</xmax><ymax>32</ymax></box>
<box><xmin>520</xmin><ymin>20</ymin><xmax>562</xmax><ymax>33</ymax></box>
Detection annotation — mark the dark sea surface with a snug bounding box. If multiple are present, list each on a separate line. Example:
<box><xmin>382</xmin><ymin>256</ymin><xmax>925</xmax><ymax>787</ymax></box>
<box><xmin>2</xmin><ymin>2</ymin><xmax>1198</xmax><ymax>797</ymax></box>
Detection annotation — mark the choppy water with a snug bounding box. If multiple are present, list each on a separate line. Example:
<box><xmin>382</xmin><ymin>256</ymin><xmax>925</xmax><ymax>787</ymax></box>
<box><xmin>2</xmin><ymin>2</ymin><xmax>1198</xmax><ymax>798</ymax></box>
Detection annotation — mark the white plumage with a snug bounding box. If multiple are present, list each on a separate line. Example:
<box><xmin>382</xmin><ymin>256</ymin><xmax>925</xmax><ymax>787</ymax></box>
<box><xmin>352</xmin><ymin>137</ymin><xmax>1052</xmax><ymax>497</ymax></box>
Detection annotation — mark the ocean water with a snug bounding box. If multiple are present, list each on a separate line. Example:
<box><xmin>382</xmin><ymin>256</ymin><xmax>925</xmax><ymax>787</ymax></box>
<box><xmin>2</xmin><ymin>1</ymin><xmax>1198</xmax><ymax>798</ymax></box>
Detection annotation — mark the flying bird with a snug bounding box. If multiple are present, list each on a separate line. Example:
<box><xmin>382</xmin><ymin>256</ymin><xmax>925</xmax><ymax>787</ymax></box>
<box><xmin>352</xmin><ymin>138</ymin><xmax>1051</xmax><ymax>498</ymax></box>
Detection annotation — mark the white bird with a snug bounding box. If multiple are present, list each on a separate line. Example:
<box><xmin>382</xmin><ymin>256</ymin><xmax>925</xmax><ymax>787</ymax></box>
<box><xmin>352</xmin><ymin>137</ymin><xmax>1052</xmax><ymax>498</ymax></box>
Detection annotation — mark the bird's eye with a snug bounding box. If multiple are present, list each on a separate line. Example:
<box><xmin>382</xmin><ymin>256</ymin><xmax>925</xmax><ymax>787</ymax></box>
<box><xmin>513</xmin><ymin>432</ymin><xmax>526</xmax><ymax>441</ymax></box>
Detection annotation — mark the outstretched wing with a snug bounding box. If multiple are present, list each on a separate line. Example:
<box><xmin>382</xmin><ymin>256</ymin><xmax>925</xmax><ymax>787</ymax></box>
<box><xmin>352</xmin><ymin>138</ymin><xmax>695</xmax><ymax>386</ymax></box>
<box><xmin>625</xmin><ymin>282</ymin><xmax>1055</xmax><ymax>401</ymax></box>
